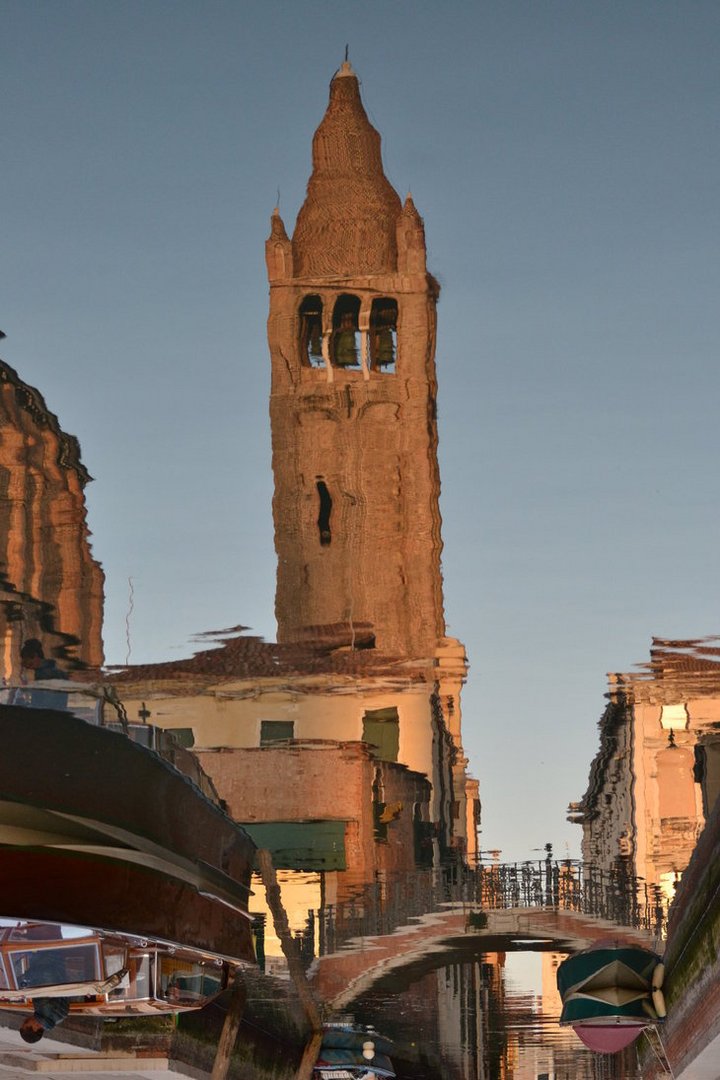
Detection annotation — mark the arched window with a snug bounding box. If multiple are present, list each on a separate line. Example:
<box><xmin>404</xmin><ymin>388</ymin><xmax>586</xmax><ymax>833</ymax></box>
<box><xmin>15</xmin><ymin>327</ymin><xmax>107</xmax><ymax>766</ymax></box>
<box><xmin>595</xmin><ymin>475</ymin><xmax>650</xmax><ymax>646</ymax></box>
<box><xmin>299</xmin><ymin>295</ymin><xmax>324</xmax><ymax>368</ymax></box>
<box><xmin>331</xmin><ymin>294</ymin><xmax>361</xmax><ymax>369</ymax></box>
<box><xmin>370</xmin><ymin>298</ymin><xmax>398</xmax><ymax>372</ymax></box>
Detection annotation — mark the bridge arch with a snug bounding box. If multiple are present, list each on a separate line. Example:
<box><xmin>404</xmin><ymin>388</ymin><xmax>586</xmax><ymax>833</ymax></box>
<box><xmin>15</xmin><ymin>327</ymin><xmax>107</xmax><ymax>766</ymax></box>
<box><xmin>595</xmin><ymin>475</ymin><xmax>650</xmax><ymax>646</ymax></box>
<box><xmin>311</xmin><ymin>907</ymin><xmax>659</xmax><ymax>1010</ymax></box>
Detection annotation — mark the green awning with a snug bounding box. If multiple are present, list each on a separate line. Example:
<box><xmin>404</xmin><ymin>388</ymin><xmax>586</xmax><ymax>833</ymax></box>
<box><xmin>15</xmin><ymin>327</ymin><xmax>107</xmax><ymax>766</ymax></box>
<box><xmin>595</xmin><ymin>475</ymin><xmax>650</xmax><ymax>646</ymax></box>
<box><xmin>241</xmin><ymin>821</ymin><xmax>347</xmax><ymax>871</ymax></box>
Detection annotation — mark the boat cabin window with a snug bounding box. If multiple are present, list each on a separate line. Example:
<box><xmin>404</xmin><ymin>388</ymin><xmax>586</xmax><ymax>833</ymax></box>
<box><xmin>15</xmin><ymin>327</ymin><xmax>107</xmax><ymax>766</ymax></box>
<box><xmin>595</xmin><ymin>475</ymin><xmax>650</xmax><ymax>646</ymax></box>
<box><xmin>127</xmin><ymin>953</ymin><xmax>153</xmax><ymax>1001</ymax></box>
<box><xmin>3</xmin><ymin>685</ymin><xmax>69</xmax><ymax>712</ymax></box>
<box><xmin>331</xmin><ymin>295</ymin><xmax>362</xmax><ymax>369</ymax></box>
<box><xmin>299</xmin><ymin>295</ymin><xmax>325</xmax><ymax>368</ymax></box>
<box><xmin>159</xmin><ymin>957</ymin><xmax>223</xmax><ymax>1005</ymax></box>
<box><xmin>370</xmin><ymin>298</ymin><xmax>398</xmax><ymax>372</ymax></box>
<box><xmin>102</xmin><ymin>946</ymin><xmax>130</xmax><ymax>995</ymax></box>
<box><xmin>0</xmin><ymin>687</ymin><xmax>101</xmax><ymax>724</ymax></box>
<box><xmin>11</xmin><ymin>943</ymin><xmax>101</xmax><ymax>989</ymax></box>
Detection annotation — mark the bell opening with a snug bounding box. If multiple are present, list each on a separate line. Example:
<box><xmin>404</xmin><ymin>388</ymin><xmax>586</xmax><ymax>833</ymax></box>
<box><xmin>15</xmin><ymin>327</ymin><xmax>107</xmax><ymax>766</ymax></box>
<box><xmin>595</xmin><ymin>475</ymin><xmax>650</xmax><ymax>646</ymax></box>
<box><xmin>370</xmin><ymin>297</ymin><xmax>398</xmax><ymax>373</ymax></box>
<box><xmin>299</xmin><ymin>295</ymin><xmax>325</xmax><ymax>368</ymax></box>
<box><xmin>332</xmin><ymin>294</ymin><xmax>362</xmax><ymax>369</ymax></box>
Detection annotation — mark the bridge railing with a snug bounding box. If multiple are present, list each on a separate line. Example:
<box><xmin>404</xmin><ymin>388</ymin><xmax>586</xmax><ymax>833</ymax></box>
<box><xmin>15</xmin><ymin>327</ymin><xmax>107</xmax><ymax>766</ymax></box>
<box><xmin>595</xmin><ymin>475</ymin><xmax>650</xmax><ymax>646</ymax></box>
<box><xmin>299</xmin><ymin>861</ymin><xmax>668</xmax><ymax>964</ymax></box>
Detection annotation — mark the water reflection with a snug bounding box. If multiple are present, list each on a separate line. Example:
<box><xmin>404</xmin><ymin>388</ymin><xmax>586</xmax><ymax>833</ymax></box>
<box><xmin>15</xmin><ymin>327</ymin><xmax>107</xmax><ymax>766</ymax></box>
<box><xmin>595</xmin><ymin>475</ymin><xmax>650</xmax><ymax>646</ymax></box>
<box><xmin>1</xmin><ymin>59</ymin><xmax>718</xmax><ymax>1080</ymax></box>
<box><xmin>569</xmin><ymin>637</ymin><xmax>720</xmax><ymax>903</ymax></box>
<box><xmin>562</xmin><ymin>637</ymin><xmax>720</xmax><ymax>1078</ymax></box>
<box><xmin>0</xmin><ymin>360</ymin><xmax>104</xmax><ymax>677</ymax></box>
<box><xmin>0</xmin><ymin>920</ymin><xmax>228</xmax><ymax>1019</ymax></box>
<box><xmin>349</xmin><ymin>951</ymin><xmax>619</xmax><ymax>1080</ymax></box>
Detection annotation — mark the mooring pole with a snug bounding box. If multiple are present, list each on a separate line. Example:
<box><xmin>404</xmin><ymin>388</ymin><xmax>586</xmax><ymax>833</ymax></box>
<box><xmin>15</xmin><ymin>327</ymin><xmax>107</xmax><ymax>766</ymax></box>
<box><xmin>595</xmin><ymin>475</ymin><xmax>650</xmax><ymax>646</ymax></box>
<box><xmin>256</xmin><ymin>848</ymin><xmax>324</xmax><ymax>1079</ymax></box>
<box><xmin>296</xmin><ymin>1030</ymin><xmax>324</xmax><ymax>1080</ymax></box>
<box><xmin>209</xmin><ymin>976</ymin><xmax>247</xmax><ymax>1080</ymax></box>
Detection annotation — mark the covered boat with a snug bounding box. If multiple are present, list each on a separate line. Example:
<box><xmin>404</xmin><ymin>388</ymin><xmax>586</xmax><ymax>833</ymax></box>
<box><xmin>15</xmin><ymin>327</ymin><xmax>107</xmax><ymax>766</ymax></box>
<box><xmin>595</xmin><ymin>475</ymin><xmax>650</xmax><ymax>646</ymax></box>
<box><xmin>313</xmin><ymin>1024</ymin><xmax>396</xmax><ymax>1079</ymax></box>
<box><xmin>0</xmin><ymin>694</ymin><xmax>258</xmax><ymax>1012</ymax></box>
<box><xmin>557</xmin><ymin>943</ymin><xmax>666</xmax><ymax>1053</ymax></box>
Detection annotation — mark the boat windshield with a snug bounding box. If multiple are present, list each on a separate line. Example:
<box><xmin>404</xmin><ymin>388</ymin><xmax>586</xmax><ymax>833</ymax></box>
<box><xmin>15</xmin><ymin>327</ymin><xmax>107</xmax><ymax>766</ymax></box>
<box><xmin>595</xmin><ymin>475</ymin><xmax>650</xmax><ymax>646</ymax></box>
<box><xmin>10</xmin><ymin>942</ymin><xmax>101</xmax><ymax>990</ymax></box>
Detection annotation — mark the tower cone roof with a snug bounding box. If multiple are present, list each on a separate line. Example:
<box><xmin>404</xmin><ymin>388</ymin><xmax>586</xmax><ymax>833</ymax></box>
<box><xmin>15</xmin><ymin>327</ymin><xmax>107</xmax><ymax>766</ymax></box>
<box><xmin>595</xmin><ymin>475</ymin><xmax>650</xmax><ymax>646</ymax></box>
<box><xmin>292</xmin><ymin>63</ymin><xmax>402</xmax><ymax>278</ymax></box>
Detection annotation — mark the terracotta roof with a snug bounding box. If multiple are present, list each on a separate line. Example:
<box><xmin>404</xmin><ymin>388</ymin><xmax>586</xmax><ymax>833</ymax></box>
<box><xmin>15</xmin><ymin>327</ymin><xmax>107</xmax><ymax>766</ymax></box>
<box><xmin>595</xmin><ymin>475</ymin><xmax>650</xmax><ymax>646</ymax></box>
<box><xmin>617</xmin><ymin>637</ymin><xmax>720</xmax><ymax>701</ymax></box>
<box><xmin>101</xmin><ymin>629</ymin><xmax>434</xmax><ymax>689</ymax></box>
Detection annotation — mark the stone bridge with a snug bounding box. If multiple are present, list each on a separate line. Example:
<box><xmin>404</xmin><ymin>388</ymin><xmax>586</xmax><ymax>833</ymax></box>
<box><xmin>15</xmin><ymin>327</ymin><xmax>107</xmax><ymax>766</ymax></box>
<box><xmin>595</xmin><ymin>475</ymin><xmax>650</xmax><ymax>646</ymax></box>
<box><xmin>303</xmin><ymin>861</ymin><xmax>667</xmax><ymax>1009</ymax></box>
<box><xmin>311</xmin><ymin>904</ymin><xmax>660</xmax><ymax>1009</ymax></box>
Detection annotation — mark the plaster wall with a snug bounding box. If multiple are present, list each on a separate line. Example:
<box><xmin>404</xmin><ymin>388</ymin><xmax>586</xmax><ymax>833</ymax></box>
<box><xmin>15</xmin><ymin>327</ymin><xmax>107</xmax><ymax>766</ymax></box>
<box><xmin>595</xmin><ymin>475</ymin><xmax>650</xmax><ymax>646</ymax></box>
<box><xmin>119</xmin><ymin>683</ymin><xmax>438</xmax><ymax>785</ymax></box>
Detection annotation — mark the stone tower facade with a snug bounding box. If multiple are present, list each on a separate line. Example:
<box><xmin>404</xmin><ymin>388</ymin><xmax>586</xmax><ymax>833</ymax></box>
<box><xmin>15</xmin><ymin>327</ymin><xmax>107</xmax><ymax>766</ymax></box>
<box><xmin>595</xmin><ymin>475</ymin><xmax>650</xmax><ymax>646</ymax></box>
<box><xmin>267</xmin><ymin>63</ymin><xmax>446</xmax><ymax>659</ymax></box>
<box><xmin>0</xmin><ymin>359</ymin><xmax>104</xmax><ymax>676</ymax></box>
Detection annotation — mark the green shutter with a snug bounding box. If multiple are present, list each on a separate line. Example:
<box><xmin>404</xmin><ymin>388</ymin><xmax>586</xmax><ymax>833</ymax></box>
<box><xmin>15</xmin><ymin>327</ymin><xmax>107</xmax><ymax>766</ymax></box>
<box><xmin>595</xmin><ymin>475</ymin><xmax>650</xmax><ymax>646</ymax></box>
<box><xmin>362</xmin><ymin>707</ymin><xmax>399</xmax><ymax>762</ymax></box>
<box><xmin>260</xmin><ymin>720</ymin><xmax>295</xmax><ymax>746</ymax></box>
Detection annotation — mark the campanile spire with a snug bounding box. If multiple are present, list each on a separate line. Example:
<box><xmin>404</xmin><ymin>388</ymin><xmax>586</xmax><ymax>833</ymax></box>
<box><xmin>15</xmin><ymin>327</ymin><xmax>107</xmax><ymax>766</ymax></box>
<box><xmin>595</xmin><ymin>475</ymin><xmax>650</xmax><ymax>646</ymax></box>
<box><xmin>291</xmin><ymin>64</ymin><xmax>402</xmax><ymax>279</ymax></box>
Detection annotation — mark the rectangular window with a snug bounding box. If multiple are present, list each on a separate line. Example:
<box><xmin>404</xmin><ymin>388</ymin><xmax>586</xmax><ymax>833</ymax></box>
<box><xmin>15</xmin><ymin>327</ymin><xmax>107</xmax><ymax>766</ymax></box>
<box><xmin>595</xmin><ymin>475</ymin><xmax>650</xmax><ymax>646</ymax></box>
<box><xmin>362</xmin><ymin>707</ymin><xmax>399</xmax><ymax>762</ymax></box>
<box><xmin>12</xmin><ymin>944</ymin><xmax>101</xmax><ymax>989</ymax></box>
<box><xmin>260</xmin><ymin>720</ymin><xmax>295</xmax><ymax>747</ymax></box>
<box><xmin>166</xmin><ymin>727</ymin><xmax>195</xmax><ymax>748</ymax></box>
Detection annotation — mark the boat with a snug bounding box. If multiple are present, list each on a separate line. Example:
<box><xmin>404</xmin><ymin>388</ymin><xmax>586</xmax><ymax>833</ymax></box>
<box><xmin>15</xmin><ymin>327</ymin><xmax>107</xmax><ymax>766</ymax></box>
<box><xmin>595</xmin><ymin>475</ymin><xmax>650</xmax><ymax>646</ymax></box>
<box><xmin>313</xmin><ymin>1024</ymin><xmax>396</xmax><ymax>1079</ymax></box>
<box><xmin>557</xmin><ymin>942</ymin><xmax>666</xmax><ymax>1053</ymax></box>
<box><xmin>0</xmin><ymin>920</ymin><xmax>230</xmax><ymax>1016</ymax></box>
<box><xmin>0</xmin><ymin>691</ymin><xmax>258</xmax><ymax>1012</ymax></box>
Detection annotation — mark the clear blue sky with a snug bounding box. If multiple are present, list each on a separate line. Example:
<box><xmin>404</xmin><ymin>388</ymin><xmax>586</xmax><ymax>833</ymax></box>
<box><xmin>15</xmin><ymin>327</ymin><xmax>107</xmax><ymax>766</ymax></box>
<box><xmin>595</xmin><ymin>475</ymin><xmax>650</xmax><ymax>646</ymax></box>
<box><xmin>2</xmin><ymin>1</ymin><xmax>719</xmax><ymax>860</ymax></box>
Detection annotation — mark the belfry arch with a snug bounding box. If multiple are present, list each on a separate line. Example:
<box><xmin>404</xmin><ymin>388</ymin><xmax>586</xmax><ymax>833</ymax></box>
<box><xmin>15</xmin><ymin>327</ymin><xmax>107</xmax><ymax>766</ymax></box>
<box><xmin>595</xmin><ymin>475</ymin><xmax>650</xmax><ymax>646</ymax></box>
<box><xmin>331</xmin><ymin>294</ymin><xmax>362</xmax><ymax>369</ymax></box>
<box><xmin>298</xmin><ymin>294</ymin><xmax>324</xmax><ymax>368</ymax></box>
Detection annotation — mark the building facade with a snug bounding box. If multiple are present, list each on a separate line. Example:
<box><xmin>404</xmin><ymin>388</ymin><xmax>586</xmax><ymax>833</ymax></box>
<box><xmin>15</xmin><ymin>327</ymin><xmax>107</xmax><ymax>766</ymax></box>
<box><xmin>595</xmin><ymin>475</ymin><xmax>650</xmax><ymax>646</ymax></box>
<box><xmin>569</xmin><ymin>638</ymin><xmax>720</xmax><ymax>902</ymax></box>
<box><xmin>0</xmin><ymin>358</ymin><xmax>104</xmax><ymax>676</ymax></box>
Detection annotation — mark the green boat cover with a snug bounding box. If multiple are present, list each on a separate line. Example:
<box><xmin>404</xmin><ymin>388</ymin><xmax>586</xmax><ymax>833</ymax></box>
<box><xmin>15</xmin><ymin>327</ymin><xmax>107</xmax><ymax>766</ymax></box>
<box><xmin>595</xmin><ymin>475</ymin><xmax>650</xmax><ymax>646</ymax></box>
<box><xmin>557</xmin><ymin>946</ymin><xmax>662</xmax><ymax>1025</ymax></box>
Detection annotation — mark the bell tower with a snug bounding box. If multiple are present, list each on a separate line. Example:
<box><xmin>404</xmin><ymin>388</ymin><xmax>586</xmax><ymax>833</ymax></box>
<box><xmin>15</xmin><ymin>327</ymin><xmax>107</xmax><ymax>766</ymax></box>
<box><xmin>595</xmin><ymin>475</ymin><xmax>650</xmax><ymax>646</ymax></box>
<box><xmin>267</xmin><ymin>63</ymin><xmax>446</xmax><ymax>659</ymax></box>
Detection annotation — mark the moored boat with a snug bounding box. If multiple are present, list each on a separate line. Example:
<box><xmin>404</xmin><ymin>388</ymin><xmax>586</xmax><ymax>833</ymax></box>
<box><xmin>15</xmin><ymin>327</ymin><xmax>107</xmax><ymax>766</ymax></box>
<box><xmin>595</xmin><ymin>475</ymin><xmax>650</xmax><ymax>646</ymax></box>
<box><xmin>0</xmin><ymin>695</ymin><xmax>258</xmax><ymax>1006</ymax></box>
<box><xmin>313</xmin><ymin>1024</ymin><xmax>396</xmax><ymax>1079</ymax></box>
<box><xmin>0</xmin><ymin>919</ymin><xmax>233</xmax><ymax>1016</ymax></box>
<box><xmin>557</xmin><ymin>942</ymin><xmax>666</xmax><ymax>1053</ymax></box>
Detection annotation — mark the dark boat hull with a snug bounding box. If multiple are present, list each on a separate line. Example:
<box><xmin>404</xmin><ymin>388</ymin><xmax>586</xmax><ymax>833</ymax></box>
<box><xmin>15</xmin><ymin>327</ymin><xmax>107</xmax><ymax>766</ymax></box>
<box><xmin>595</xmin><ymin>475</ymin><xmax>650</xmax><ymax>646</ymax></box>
<box><xmin>0</xmin><ymin>705</ymin><xmax>254</xmax><ymax>880</ymax></box>
<box><xmin>0</xmin><ymin>705</ymin><xmax>256</xmax><ymax>963</ymax></box>
<box><xmin>0</xmin><ymin>847</ymin><xmax>255</xmax><ymax>964</ymax></box>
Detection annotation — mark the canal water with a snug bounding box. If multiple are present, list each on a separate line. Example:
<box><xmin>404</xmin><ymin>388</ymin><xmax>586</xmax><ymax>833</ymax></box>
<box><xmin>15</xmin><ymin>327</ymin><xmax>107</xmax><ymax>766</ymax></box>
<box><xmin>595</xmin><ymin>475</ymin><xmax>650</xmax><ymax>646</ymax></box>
<box><xmin>1</xmin><ymin>345</ymin><xmax>718</xmax><ymax>1076</ymax></box>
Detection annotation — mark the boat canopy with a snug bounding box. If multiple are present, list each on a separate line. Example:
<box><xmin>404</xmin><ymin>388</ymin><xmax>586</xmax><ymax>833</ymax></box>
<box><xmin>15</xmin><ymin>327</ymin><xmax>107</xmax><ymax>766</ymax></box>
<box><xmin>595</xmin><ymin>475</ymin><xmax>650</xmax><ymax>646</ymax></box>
<box><xmin>314</xmin><ymin>1025</ymin><xmax>396</xmax><ymax>1079</ymax></box>
<box><xmin>557</xmin><ymin>944</ymin><xmax>665</xmax><ymax>1054</ymax></box>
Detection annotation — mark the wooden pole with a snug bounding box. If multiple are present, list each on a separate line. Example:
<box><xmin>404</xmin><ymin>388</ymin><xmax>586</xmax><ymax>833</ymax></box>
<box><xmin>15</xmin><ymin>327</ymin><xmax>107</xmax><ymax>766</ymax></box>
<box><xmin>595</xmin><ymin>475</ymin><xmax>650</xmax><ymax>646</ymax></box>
<box><xmin>295</xmin><ymin>1030</ymin><xmax>324</xmax><ymax>1080</ymax></box>
<box><xmin>256</xmin><ymin>848</ymin><xmax>323</xmax><ymax>1033</ymax></box>
<box><xmin>210</xmin><ymin>976</ymin><xmax>247</xmax><ymax>1080</ymax></box>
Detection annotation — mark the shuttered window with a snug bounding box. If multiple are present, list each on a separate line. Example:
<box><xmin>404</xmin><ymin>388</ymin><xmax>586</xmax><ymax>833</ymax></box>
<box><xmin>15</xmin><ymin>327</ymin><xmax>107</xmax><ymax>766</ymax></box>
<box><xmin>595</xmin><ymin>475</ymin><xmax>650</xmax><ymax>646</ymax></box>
<box><xmin>362</xmin><ymin>707</ymin><xmax>399</xmax><ymax>762</ymax></box>
<box><xmin>260</xmin><ymin>720</ymin><xmax>295</xmax><ymax>746</ymax></box>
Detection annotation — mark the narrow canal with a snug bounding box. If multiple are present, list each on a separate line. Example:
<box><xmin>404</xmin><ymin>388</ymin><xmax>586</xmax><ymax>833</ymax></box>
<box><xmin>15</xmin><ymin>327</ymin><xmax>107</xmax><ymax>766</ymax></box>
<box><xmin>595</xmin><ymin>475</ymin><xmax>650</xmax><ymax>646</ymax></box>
<box><xmin>2</xmin><ymin>11</ymin><xmax>719</xmax><ymax>1078</ymax></box>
